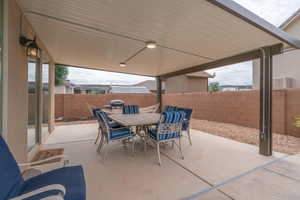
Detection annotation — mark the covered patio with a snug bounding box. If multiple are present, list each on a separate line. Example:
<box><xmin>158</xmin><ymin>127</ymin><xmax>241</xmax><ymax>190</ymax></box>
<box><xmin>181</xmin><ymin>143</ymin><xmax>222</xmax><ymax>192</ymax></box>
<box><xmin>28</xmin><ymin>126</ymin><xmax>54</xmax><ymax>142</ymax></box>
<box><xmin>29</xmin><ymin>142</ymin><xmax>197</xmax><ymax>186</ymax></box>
<box><xmin>15</xmin><ymin>0</ymin><xmax>300</xmax><ymax>156</ymax></box>
<box><xmin>2</xmin><ymin>0</ymin><xmax>300</xmax><ymax>199</ymax></box>
<box><xmin>38</xmin><ymin>123</ymin><xmax>300</xmax><ymax>199</ymax></box>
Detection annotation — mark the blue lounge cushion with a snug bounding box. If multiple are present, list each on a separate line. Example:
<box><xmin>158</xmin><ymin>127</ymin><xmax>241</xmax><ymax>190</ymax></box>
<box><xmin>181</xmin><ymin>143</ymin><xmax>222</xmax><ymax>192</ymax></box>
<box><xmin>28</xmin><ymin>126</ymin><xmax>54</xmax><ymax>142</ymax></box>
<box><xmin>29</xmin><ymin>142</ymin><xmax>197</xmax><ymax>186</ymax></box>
<box><xmin>21</xmin><ymin>166</ymin><xmax>86</xmax><ymax>200</ymax></box>
<box><xmin>0</xmin><ymin>136</ymin><xmax>24</xmax><ymax>200</ymax></box>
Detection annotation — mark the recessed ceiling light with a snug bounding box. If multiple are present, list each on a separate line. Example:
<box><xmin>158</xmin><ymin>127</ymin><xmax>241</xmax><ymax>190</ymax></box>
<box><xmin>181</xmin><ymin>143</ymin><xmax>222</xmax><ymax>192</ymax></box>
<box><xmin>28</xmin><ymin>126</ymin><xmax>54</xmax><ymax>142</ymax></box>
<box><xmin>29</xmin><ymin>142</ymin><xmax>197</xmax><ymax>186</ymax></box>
<box><xmin>146</xmin><ymin>41</ymin><xmax>157</xmax><ymax>49</ymax></box>
<box><xmin>120</xmin><ymin>62</ymin><xmax>126</xmax><ymax>67</ymax></box>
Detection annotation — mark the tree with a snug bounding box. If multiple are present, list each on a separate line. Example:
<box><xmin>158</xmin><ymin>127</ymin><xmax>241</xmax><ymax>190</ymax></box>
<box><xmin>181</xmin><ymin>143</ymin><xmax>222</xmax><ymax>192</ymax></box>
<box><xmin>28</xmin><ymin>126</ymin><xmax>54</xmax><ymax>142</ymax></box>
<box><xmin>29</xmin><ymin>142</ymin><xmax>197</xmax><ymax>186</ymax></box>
<box><xmin>208</xmin><ymin>82</ymin><xmax>220</xmax><ymax>92</ymax></box>
<box><xmin>55</xmin><ymin>65</ymin><xmax>69</xmax><ymax>86</ymax></box>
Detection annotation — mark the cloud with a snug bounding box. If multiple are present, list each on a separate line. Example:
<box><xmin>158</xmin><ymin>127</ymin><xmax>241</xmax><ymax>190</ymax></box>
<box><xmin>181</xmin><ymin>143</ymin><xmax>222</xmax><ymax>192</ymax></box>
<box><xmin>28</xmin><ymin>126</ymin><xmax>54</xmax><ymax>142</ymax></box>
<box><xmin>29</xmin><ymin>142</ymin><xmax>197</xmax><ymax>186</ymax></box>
<box><xmin>207</xmin><ymin>61</ymin><xmax>253</xmax><ymax>86</ymax></box>
<box><xmin>234</xmin><ymin>0</ymin><xmax>300</xmax><ymax>26</ymax></box>
<box><xmin>67</xmin><ymin>67</ymin><xmax>154</xmax><ymax>85</ymax></box>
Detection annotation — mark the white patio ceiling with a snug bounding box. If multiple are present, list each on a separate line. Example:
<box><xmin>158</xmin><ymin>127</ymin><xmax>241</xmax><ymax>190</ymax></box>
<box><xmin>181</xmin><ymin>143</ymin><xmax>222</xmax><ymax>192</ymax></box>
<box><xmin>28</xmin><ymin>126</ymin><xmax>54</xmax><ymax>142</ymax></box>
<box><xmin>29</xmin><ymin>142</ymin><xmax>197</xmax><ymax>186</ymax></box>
<box><xmin>17</xmin><ymin>0</ymin><xmax>300</xmax><ymax>77</ymax></box>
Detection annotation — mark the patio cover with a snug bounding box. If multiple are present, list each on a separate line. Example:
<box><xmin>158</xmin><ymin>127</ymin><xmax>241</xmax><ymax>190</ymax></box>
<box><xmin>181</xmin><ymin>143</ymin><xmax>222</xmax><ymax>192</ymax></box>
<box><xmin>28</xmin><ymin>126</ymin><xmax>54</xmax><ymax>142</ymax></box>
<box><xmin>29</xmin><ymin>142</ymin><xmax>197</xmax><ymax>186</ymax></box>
<box><xmin>17</xmin><ymin>0</ymin><xmax>300</xmax><ymax>77</ymax></box>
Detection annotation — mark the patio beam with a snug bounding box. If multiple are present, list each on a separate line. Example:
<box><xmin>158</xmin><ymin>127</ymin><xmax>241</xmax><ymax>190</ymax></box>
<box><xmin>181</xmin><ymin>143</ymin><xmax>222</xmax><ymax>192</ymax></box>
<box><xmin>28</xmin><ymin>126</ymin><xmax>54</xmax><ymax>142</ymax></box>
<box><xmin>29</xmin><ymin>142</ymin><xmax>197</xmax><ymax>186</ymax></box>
<box><xmin>160</xmin><ymin>43</ymin><xmax>283</xmax><ymax>79</ymax></box>
<box><xmin>156</xmin><ymin>77</ymin><xmax>162</xmax><ymax>112</ymax></box>
<box><xmin>259</xmin><ymin>47</ymin><xmax>273</xmax><ymax>156</ymax></box>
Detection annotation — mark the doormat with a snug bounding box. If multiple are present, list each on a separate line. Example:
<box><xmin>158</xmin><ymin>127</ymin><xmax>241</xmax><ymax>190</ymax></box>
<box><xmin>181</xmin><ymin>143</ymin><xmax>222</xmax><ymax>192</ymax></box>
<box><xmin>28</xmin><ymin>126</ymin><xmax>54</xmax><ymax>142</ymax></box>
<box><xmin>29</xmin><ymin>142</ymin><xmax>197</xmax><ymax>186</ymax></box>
<box><xmin>31</xmin><ymin>148</ymin><xmax>64</xmax><ymax>166</ymax></box>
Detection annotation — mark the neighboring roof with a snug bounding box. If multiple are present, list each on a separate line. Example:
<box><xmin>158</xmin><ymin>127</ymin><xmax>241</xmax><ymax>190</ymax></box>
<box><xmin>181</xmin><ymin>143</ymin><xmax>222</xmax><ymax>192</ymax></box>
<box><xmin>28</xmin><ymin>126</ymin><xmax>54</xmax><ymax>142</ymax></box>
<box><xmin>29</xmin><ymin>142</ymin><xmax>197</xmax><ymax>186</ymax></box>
<box><xmin>109</xmin><ymin>86</ymin><xmax>151</xmax><ymax>94</ymax></box>
<box><xmin>186</xmin><ymin>71</ymin><xmax>214</xmax><ymax>78</ymax></box>
<box><xmin>134</xmin><ymin>80</ymin><xmax>165</xmax><ymax>91</ymax></box>
<box><xmin>73</xmin><ymin>84</ymin><xmax>109</xmax><ymax>91</ymax></box>
<box><xmin>220</xmin><ymin>85</ymin><xmax>252</xmax><ymax>88</ymax></box>
<box><xmin>18</xmin><ymin>0</ymin><xmax>300</xmax><ymax>77</ymax></box>
<box><xmin>280</xmin><ymin>9</ymin><xmax>300</xmax><ymax>30</ymax></box>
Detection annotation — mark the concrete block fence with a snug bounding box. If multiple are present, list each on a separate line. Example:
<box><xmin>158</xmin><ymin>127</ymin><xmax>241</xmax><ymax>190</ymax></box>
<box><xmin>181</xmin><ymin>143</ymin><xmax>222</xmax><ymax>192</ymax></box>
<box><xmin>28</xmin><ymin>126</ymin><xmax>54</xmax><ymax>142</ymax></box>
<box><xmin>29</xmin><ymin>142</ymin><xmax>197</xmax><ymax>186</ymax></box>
<box><xmin>55</xmin><ymin>89</ymin><xmax>300</xmax><ymax>137</ymax></box>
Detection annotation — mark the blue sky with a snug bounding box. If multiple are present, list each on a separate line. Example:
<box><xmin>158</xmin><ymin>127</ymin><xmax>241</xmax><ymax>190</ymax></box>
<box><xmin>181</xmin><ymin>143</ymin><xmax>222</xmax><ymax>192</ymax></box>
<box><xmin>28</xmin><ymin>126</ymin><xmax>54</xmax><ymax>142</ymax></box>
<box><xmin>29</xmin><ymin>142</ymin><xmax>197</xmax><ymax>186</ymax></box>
<box><xmin>64</xmin><ymin>0</ymin><xmax>300</xmax><ymax>86</ymax></box>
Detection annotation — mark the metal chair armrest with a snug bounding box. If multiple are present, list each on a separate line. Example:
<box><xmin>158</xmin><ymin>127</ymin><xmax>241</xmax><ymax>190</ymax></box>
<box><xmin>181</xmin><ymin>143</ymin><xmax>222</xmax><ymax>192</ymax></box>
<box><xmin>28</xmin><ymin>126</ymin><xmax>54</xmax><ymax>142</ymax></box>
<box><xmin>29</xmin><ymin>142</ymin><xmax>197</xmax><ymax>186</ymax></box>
<box><xmin>18</xmin><ymin>155</ymin><xmax>69</xmax><ymax>167</ymax></box>
<box><xmin>9</xmin><ymin>184</ymin><xmax>66</xmax><ymax>200</ymax></box>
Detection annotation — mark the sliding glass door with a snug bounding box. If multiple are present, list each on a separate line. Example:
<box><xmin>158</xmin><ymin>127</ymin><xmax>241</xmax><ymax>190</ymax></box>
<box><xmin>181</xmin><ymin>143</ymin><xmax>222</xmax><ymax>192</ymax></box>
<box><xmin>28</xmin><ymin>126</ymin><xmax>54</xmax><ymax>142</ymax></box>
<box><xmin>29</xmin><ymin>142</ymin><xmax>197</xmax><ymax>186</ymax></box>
<box><xmin>27</xmin><ymin>62</ymin><xmax>38</xmax><ymax>150</ymax></box>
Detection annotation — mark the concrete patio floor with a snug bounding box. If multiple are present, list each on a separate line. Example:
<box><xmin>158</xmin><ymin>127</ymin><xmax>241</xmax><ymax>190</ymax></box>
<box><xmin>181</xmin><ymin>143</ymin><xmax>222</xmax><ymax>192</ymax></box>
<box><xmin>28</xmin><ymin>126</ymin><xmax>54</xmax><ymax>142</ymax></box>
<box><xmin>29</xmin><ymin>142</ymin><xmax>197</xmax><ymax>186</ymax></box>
<box><xmin>39</xmin><ymin>123</ymin><xmax>300</xmax><ymax>200</ymax></box>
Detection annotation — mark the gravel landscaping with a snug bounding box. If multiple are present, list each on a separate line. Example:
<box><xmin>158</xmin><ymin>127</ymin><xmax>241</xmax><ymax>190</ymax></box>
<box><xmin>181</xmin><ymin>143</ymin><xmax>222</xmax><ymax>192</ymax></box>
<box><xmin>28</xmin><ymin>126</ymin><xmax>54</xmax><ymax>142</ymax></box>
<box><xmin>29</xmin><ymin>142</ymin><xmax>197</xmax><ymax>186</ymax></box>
<box><xmin>191</xmin><ymin>119</ymin><xmax>300</xmax><ymax>154</ymax></box>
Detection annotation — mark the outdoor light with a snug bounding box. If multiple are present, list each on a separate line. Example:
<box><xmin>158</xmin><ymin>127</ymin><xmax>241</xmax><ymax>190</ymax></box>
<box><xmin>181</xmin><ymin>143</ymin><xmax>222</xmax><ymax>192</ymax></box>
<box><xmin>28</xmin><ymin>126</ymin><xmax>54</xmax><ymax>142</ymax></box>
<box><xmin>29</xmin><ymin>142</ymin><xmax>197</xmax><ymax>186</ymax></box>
<box><xmin>146</xmin><ymin>41</ymin><xmax>157</xmax><ymax>49</ymax></box>
<box><xmin>119</xmin><ymin>41</ymin><xmax>157</xmax><ymax>67</ymax></box>
<box><xmin>19</xmin><ymin>36</ymin><xmax>40</xmax><ymax>58</ymax></box>
<box><xmin>120</xmin><ymin>62</ymin><xmax>127</xmax><ymax>67</ymax></box>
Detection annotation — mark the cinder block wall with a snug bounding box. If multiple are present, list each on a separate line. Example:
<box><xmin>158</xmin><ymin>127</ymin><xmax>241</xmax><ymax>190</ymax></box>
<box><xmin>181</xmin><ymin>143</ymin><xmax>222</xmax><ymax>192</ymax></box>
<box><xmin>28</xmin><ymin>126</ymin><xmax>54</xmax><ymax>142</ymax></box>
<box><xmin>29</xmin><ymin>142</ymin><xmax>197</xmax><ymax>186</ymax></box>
<box><xmin>55</xmin><ymin>94</ymin><xmax>157</xmax><ymax>119</ymax></box>
<box><xmin>54</xmin><ymin>90</ymin><xmax>300</xmax><ymax>137</ymax></box>
<box><xmin>162</xmin><ymin>89</ymin><xmax>300</xmax><ymax>137</ymax></box>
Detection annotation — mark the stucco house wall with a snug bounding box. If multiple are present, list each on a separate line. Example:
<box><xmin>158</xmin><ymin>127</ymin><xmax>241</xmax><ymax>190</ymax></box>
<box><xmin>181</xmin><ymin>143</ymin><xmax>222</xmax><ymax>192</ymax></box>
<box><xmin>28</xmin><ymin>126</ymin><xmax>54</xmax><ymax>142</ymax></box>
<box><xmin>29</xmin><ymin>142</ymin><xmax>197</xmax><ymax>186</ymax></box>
<box><xmin>165</xmin><ymin>75</ymin><xmax>209</xmax><ymax>93</ymax></box>
<box><xmin>253</xmin><ymin>14</ymin><xmax>300</xmax><ymax>89</ymax></box>
<box><xmin>3</xmin><ymin>0</ymin><xmax>54</xmax><ymax>162</ymax></box>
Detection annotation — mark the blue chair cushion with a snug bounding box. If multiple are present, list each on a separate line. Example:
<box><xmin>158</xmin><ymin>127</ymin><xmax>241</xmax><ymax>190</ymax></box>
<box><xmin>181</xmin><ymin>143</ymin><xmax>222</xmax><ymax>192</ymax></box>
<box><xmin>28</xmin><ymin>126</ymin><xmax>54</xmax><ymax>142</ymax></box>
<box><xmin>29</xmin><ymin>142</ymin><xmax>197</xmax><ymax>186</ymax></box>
<box><xmin>20</xmin><ymin>166</ymin><xmax>85</xmax><ymax>200</ymax></box>
<box><xmin>92</xmin><ymin>108</ymin><xmax>101</xmax><ymax>117</ymax></box>
<box><xmin>110</xmin><ymin>128</ymin><xmax>133</xmax><ymax>140</ymax></box>
<box><xmin>177</xmin><ymin>107</ymin><xmax>193</xmax><ymax>120</ymax></box>
<box><xmin>0</xmin><ymin>136</ymin><xmax>24</xmax><ymax>200</ymax></box>
<box><xmin>122</xmin><ymin>105</ymin><xmax>139</xmax><ymax>114</ymax></box>
<box><xmin>182</xmin><ymin>119</ymin><xmax>189</xmax><ymax>131</ymax></box>
<box><xmin>109</xmin><ymin>122</ymin><xmax>122</xmax><ymax>128</ymax></box>
<box><xmin>163</xmin><ymin>105</ymin><xmax>178</xmax><ymax>112</ymax></box>
<box><xmin>148</xmin><ymin>129</ymin><xmax>180</xmax><ymax>141</ymax></box>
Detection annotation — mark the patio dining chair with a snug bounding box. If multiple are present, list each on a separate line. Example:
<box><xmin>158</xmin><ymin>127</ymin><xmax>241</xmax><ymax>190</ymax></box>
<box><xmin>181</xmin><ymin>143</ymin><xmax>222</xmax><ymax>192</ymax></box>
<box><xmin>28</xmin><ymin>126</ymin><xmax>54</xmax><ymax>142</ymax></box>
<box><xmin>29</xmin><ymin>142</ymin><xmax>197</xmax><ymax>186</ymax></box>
<box><xmin>163</xmin><ymin>105</ymin><xmax>178</xmax><ymax>112</ymax></box>
<box><xmin>122</xmin><ymin>105</ymin><xmax>139</xmax><ymax>114</ymax></box>
<box><xmin>95</xmin><ymin>110</ymin><xmax>135</xmax><ymax>157</ymax></box>
<box><xmin>86</xmin><ymin>103</ymin><xmax>96</xmax><ymax>117</ymax></box>
<box><xmin>178</xmin><ymin>107</ymin><xmax>193</xmax><ymax>145</ymax></box>
<box><xmin>0</xmin><ymin>135</ymin><xmax>86</xmax><ymax>200</ymax></box>
<box><xmin>93</xmin><ymin>108</ymin><xmax>123</xmax><ymax>144</ymax></box>
<box><xmin>146</xmin><ymin>111</ymin><xmax>185</xmax><ymax>165</ymax></box>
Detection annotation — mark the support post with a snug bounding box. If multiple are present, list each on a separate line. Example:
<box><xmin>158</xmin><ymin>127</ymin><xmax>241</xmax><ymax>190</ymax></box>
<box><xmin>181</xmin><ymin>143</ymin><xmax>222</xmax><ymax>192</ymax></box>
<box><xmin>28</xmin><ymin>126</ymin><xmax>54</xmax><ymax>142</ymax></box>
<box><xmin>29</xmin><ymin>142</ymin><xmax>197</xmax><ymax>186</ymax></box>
<box><xmin>156</xmin><ymin>76</ymin><xmax>162</xmax><ymax>112</ymax></box>
<box><xmin>36</xmin><ymin>52</ymin><xmax>43</xmax><ymax>144</ymax></box>
<box><xmin>48</xmin><ymin>61</ymin><xmax>55</xmax><ymax>133</ymax></box>
<box><xmin>259</xmin><ymin>47</ymin><xmax>273</xmax><ymax>156</ymax></box>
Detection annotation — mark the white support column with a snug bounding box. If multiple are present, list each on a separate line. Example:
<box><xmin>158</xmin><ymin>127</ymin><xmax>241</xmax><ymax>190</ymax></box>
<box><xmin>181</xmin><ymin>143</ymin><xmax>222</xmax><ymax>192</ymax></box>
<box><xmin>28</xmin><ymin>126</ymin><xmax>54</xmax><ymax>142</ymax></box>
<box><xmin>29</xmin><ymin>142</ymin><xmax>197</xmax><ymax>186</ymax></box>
<box><xmin>48</xmin><ymin>61</ymin><xmax>55</xmax><ymax>133</ymax></box>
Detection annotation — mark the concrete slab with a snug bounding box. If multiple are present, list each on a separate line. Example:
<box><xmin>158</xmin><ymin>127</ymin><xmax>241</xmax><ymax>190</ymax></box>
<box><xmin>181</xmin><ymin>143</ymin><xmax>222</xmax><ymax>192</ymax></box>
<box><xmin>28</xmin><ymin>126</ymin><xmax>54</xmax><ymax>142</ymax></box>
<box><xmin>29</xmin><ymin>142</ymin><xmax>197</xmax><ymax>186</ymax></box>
<box><xmin>45</xmin><ymin>123</ymin><xmax>97</xmax><ymax>144</ymax></box>
<box><xmin>219</xmin><ymin>169</ymin><xmax>300</xmax><ymax>200</ymax></box>
<box><xmin>42</xmin><ymin>124</ymin><xmax>298</xmax><ymax>200</ymax></box>
<box><xmin>42</xmin><ymin>140</ymin><xmax>230</xmax><ymax>200</ymax></box>
<box><xmin>164</xmin><ymin>130</ymin><xmax>284</xmax><ymax>184</ymax></box>
<box><xmin>266</xmin><ymin>153</ymin><xmax>300</xmax><ymax>182</ymax></box>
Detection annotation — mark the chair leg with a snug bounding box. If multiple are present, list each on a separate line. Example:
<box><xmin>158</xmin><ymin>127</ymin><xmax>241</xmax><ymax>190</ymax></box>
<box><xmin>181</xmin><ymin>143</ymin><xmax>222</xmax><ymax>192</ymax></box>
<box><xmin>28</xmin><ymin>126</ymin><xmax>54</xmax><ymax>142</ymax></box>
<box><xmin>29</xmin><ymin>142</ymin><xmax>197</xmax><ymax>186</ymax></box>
<box><xmin>95</xmin><ymin>127</ymin><xmax>101</xmax><ymax>144</ymax></box>
<box><xmin>97</xmin><ymin>135</ymin><xmax>105</xmax><ymax>154</ymax></box>
<box><xmin>178</xmin><ymin>137</ymin><xmax>184</xmax><ymax>160</ymax></box>
<box><xmin>144</xmin><ymin>137</ymin><xmax>147</xmax><ymax>152</ymax></box>
<box><xmin>187</xmin><ymin>128</ymin><xmax>192</xmax><ymax>145</ymax></box>
<box><xmin>132</xmin><ymin>137</ymin><xmax>136</xmax><ymax>155</ymax></box>
<box><xmin>157</xmin><ymin>143</ymin><xmax>161</xmax><ymax>165</ymax></box>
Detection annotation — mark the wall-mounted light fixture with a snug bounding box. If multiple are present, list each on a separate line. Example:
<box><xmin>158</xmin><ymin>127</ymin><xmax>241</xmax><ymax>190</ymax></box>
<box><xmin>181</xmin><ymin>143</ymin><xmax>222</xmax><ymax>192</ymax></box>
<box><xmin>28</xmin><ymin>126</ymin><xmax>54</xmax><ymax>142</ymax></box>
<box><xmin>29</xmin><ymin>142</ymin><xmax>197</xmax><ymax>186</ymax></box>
<box><xmin>19</xmin><ymin>36</ymin><xmax>40</xmax><ymax>58</ymax></box>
